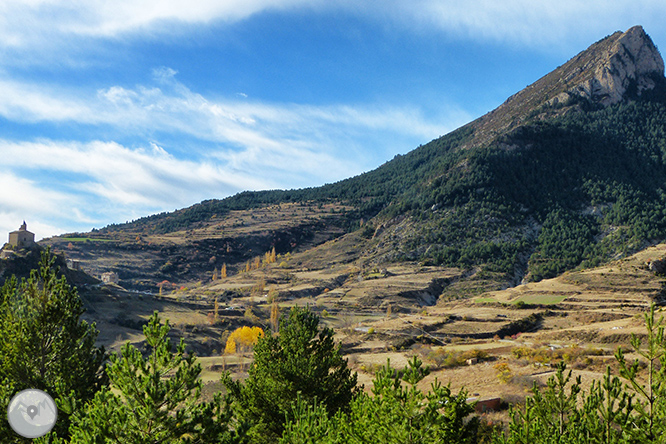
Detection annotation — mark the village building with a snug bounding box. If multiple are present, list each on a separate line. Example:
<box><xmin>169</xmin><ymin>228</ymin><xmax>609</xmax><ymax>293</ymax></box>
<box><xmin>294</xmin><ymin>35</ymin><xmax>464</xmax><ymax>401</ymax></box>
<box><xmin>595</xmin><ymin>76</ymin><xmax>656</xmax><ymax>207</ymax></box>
<box><xmin>8</xmin><ymin>221</ymin><xmax>35</xmax><ymax>249</ymax></box>
<box><xmin>101</xmin><ymin>271</ymin><xmax>119</xmax><ymax>284</ymax></box>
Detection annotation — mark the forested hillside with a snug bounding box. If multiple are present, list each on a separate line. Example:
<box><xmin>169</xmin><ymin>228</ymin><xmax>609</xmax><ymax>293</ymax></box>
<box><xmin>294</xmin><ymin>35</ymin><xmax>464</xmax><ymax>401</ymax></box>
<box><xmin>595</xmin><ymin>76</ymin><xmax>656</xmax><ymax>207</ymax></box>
<box><xmin>59</xmin><ymin>26</ymin><xmax>666</xmax><ymax>288</ymax></box>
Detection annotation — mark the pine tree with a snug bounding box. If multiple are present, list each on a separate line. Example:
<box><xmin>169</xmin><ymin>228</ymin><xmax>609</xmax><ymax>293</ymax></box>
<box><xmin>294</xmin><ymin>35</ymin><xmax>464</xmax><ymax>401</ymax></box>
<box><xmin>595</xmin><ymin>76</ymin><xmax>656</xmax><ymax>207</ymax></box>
<box><xmin>224</xmin><ymin>306</ymin><xmax>359</xmax><ymax>444</ymax></box>
<box><xmin>281</xmin><ymin>356</ymin><xmax>478</xmax><ymax>444</ymax></box>
<box><xmin>615</xmin><ymin>303</ymin><xmax>666</xmax><ymax>441</ymax></box>
<box><xmin>0</xmin><ymin>249</ymin><xmax>107</xmax><ymax>441</ymax></box>
<box><xmin>69</xmin><ymin>312</ymin><xmax>235</xmax><ymax>443</ymax></box>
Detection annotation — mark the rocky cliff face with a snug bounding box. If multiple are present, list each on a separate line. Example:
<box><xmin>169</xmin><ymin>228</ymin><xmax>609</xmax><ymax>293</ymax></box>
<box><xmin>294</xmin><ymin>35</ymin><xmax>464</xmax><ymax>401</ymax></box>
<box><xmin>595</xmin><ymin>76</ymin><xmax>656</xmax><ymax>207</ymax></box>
<box><xmin>469</xmin><ymin>26</ymin><xmax>665</xmax><ymax>147</ymax></box>
<box><xmin>564</xmin><ymin>26</ymin><xmax>664</xmax><ymax>106</ymax></box>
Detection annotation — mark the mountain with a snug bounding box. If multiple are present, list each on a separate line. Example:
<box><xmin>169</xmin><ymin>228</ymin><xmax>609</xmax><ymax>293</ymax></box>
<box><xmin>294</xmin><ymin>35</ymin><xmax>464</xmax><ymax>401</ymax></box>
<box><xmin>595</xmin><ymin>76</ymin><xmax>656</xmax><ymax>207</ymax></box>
<box><xmin>44</xmin><ymin>26</ymin><xmax>666</xmax><ymax>293</ymax></box>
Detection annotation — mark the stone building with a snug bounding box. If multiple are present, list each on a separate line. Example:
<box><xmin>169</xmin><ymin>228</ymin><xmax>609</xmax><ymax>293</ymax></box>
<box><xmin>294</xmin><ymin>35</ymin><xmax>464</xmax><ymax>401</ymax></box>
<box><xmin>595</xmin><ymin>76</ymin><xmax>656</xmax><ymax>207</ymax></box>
<box><xmin>8</xmin><ymin>221</ymin><xmax>35</xmax><ymax>249</ymax></box>
<box><xmin>101</xmin><ymin>272</ymin><xmax>119</xmax><ymax>284</ymax></box>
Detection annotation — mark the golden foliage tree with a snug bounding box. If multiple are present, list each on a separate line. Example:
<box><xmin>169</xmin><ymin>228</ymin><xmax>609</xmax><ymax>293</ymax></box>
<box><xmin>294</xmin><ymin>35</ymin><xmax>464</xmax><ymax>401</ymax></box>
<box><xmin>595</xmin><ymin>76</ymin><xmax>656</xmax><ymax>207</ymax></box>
<box><xmin>263</xmin><ymin>247</ymin><xmax>277</xmax><ymax>266</ymax></box>
<box><xmin>225</xmin><ymin>326</ymin><xmax>264</xmax><ymax>356</ymax></box>
<box><xmin>270</xmin><ymin>300</ymin><xmax>280</xmax><ymax>333</ymax></box>
<box><xmin>494</xmin><ymin>362</ymin><xmax>512</xmax><ymax>384</ymax></box>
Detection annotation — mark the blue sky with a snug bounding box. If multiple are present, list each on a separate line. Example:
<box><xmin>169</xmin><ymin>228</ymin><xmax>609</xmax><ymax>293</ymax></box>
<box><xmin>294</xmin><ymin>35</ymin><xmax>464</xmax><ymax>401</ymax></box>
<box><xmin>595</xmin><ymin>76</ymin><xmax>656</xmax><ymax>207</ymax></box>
<box><xmin>1</xmin><ymin>1</ymin><xmax>666</xmax><ymax>240</ymax></box>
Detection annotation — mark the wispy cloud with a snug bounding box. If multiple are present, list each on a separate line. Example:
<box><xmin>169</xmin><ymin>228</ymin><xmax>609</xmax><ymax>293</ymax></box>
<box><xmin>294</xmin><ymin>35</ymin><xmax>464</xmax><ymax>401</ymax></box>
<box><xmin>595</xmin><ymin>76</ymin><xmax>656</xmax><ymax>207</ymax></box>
<box><xmin>1</xmin><ymin>0</ymin><xmax>663</xmax><ymax>55</ymax></box>
<box><xmin>0</xmin><ymin>139</ymin><xmax>268</xmax><ymax>237</ymax></box>
<box><xmin>0</xmin><ymin>68</ymin><xmax>467</xmax><ymax>157</ymax></box>
<box><xmin>0</xmin><ymin>69</ymin><xmax>467</xmax><ymax>237</ymax></box>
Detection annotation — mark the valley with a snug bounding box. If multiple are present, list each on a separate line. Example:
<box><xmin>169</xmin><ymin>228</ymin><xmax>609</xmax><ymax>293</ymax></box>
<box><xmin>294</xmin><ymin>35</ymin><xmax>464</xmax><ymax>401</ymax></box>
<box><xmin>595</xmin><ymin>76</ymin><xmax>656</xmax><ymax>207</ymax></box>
<box><xmin>58</xmin><ymin>226</ymin><xmax>666</xmax><ymax>407</ymax></box>
<box><xmin>5</xmin><ymin>25</ymin><xmax>666</xmax><ymax>438</ymax></box>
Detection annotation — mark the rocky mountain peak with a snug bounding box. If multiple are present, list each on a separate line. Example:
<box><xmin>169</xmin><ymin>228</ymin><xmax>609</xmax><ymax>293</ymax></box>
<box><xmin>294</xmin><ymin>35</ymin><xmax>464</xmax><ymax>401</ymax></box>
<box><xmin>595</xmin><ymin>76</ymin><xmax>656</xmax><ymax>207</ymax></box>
<box><xmin>469</xmin><ymin>26</ymin><xmax>665</xmax><ymax>147</ymax></box>
<box><xmin>562</xmin><ymin>25</ymin><xmax>664</xmax><ymax>106</ymax></box>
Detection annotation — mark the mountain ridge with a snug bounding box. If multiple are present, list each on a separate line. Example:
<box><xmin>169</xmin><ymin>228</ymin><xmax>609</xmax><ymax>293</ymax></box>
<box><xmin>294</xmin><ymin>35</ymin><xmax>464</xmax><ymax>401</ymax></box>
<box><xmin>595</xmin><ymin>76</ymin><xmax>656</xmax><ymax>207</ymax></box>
<box><xmin>466</xmin><ymin>25</ymin><xmax>664</xmax><ymax>148</ymax></box>
<box><xmin>45</xmin><ymin>26</ymin><xmax>666</xmax><ymax>293</ymax></box>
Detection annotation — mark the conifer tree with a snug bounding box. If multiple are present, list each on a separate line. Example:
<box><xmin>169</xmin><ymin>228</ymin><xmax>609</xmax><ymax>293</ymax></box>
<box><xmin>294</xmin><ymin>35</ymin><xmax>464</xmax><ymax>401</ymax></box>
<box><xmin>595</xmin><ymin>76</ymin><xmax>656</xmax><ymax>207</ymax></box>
<box><xmin>224</xmin><ymin>306</ymin><xmax>358</xmax><ymax>444</ymax></box>
<box><xmin>281</xmin><ymin>356</ymin><xmax>478</xmax><ymax>444</ymax></box>
<box><xmin>69</xmin><ymin>312</ymin><xmax>235</xmax><ymax>443</ymax></box>
<box><xmin>0</xmin><ymin>249</ymin><xmax>106</xmax><ymax>441</ymax></box>
<box><xmin>615</xmin><ymin>303</ymin><xmax>666</xmax><ymax>441</ymax></box>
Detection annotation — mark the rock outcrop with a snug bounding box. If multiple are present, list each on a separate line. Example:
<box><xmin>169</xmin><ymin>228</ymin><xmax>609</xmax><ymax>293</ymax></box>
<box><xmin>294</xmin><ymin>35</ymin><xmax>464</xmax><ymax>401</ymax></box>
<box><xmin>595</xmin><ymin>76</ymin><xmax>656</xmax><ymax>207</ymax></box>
<box><xmin>566</xmin><ymin>26</ymin><xmax>664</xmax><ymax>106</ymax></box>
<box><xmin>470</xmin><ymin>26</ymin><xmax>665</xmax><ymax>147</ymax></box>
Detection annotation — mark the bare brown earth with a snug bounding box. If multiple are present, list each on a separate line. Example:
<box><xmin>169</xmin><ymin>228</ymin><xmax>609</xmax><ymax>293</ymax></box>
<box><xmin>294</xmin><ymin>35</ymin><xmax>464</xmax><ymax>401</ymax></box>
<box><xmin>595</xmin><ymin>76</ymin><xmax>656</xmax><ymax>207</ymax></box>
<box><xmin>69</xmin><ymin>236</ymin><xmax>666</xmax><ymax>415</ymax></box>
<box><xmin>42</xmin><ymin>202</ymin><xmax>352</xmax><ymax>291</ymax></box>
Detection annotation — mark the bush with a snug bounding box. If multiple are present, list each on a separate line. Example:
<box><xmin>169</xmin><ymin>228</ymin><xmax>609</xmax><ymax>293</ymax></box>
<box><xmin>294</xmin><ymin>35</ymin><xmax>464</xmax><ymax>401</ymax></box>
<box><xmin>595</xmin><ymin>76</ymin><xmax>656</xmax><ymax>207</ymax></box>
<box><xmin>427</xmin><ymin>348</ymin><xmax>489</xmax><ymax>369</ymax></box>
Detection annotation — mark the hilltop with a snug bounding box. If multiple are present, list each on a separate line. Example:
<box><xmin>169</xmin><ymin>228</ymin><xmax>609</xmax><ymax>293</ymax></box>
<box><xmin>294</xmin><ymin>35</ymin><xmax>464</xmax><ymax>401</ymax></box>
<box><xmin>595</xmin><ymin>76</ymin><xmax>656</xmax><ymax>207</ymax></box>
<box><xmin>44</xmin><ymin>26</ymin><xmax>666</xmax><ymax>297</ymax></box>
<box><xmin>30</xmin><ymin>26</ymin><xmax>666</xmax><ymax>413</ymax></box>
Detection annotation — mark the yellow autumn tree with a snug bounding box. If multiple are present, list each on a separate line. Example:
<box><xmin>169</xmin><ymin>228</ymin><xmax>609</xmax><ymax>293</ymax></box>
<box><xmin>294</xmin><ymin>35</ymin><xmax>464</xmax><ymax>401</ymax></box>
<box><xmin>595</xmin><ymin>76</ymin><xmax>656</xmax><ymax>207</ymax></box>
<box><xmin>263</xmin><ymin>247</ymin><xmax>277</xmax><ymax>266</ymax></box>
<box><xmin>224</xmin><ymin>337</ymin><xmax>236</xmax><ymax>355</ymax></box>
<box><xmin>225</xmin><ymin>326</ymin><xmax>264</xmax><ymax>355</ymax></box>
<box><xmin>270</xmin><ymin>300</ymin><xmax>280</xmax><ymax>333</ymax></box>
<box><xmin>221</xmin><ymin>263</ymin><xmax>227</xmax><ymax>278</ymax></box>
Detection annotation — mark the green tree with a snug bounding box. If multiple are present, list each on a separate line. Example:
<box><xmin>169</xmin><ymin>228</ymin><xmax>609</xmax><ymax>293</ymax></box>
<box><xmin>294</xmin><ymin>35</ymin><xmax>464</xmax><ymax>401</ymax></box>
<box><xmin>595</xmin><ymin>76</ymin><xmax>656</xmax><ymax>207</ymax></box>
<box><xmin>582</xmin><ymin>367</ymin><xmax>633</xmax><ymax>444</ymax></box>
<box><xmin>615</xmin><ymin>303</ymin><xmax>666</xmax><ymax>442</ymax></box>
<box><xmin>281</xmin><ymin>356</ymin><xmax>479</xmax><ymax>444</ymax></box>
<box><xmin>68</xmin><ymin>312</ymin><xmax>235</xmax><ymax>443</ymax></box>
<box><xmin>224</xmin><ymin>306</ymin><xmax>359</xmax><ymax>444</ymax></box>
<box><xmin>0</xmin><ymin>249</ymin><xmax>106</xmax><ymax>441</ymax></box>
<box><xmin>495</xmin><ymin>363</ymin><xmax>584</xmax><ymax>444</ymax></box>
<box><xmin>494</xmin><ymin>305</ymin><xmax>666</xmax><ymax>444</ymax></box>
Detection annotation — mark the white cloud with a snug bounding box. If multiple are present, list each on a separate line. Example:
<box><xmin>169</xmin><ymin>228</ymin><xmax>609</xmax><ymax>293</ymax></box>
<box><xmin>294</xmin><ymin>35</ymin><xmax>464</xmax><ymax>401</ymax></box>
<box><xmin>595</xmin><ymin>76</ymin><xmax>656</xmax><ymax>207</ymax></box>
<box><xmin>0</xmin><ymin>69</ymin><xmax>466</xmax><ymax>171</ymax></box>
<box><xmin>0</xmin><ymin>172</ymin><xmax>74</xmax><ymax>240</ymax></box>
<box><xmin>0</xmin><ymin>79</ymin><xmax>93</xmax><ymax>122</ymax></box>
<box><xmin>0</xmin><ymin>139</ymin><xmax>269</xmax><ymax>205</ymax></box>
<box><xmin>0</xmin><ymin>171</ymin><xmax>71</xmax><ymax>215</ymax></box>
<box><xmin>0</xmin><ymin>66</ymin><xmax>469</xmax><ymax>236</ymax></box>
<box><xmin>0</xmin><ymin>0</ymin><xmax>319</xmax><ymax>47</ymax></box>
<box><xmin>1</xmin><ymin>0</ymin><xmax>664</xmax><ymax>54</ymax></box>
<box><xmin>357</xmin><ymin>0</ymin><xmax>666</xmax><ymax>50</ymax></box>
<box><xmin>1</xmin><ymin>0</ymin><xmax>664</xmax><ymax>53</ymax></box>
<box><xmin>0</xmin><ymin>139</ymin><xmax>275</xmax><ymax>237</ymax></box>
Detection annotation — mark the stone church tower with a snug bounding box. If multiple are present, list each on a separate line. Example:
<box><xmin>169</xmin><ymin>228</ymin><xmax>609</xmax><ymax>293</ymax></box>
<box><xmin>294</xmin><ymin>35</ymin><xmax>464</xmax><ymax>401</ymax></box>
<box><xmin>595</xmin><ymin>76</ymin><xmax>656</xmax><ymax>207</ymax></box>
<box><xmin>8</xmin><ymin>221</ymin><xmax>35</xmax><ymax>248</ymax></box>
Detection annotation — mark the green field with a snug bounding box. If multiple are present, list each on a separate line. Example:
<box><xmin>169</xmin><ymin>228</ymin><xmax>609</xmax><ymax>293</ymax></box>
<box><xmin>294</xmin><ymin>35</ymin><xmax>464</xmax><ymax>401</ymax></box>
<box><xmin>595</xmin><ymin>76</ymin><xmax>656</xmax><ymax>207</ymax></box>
<box><xmin>473</xmin><ymin>297</ymin><xmax>498</xmax><ymax>304</ymax></box>
<box><xmin>513</xmin><ymin>294</ymin><xmax>568</xmax><ymax>305</ymax></box>
<box><xmin>59</xmin><ymin>237</ymin><xmax>114</xmax><ymax>243</ymax></box>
